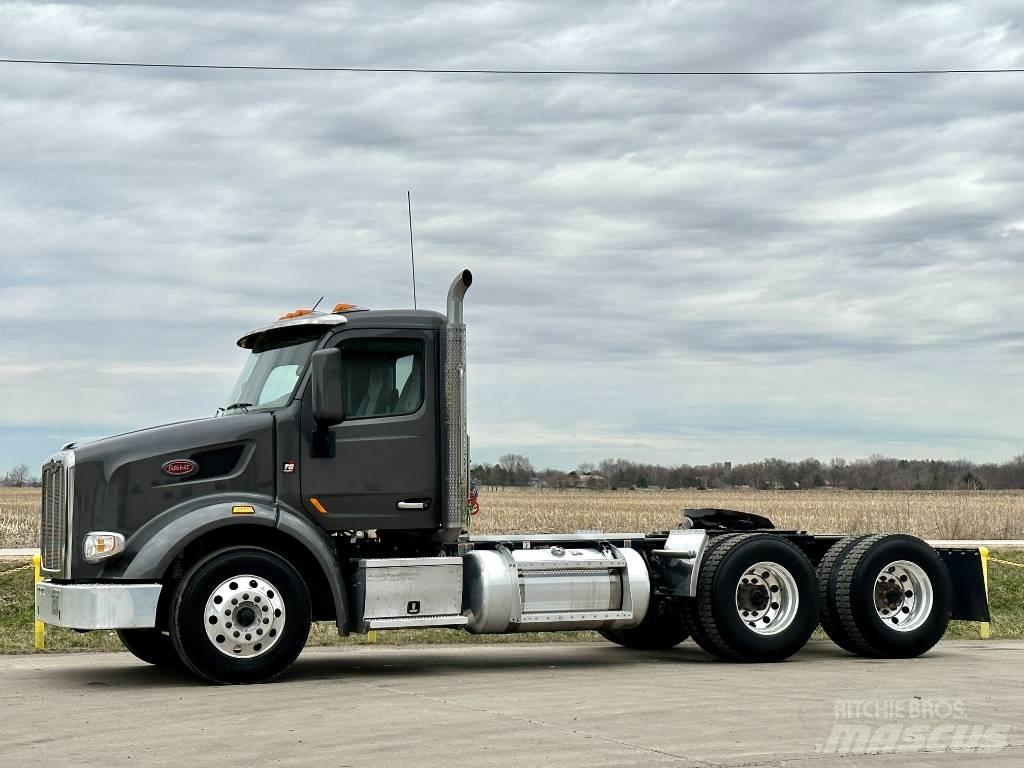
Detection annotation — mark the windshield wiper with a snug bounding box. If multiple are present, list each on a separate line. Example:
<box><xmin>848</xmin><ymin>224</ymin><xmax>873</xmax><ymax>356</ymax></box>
<box><xmin>217</xmin><ymin>402</ymin><xmax>253</xmax><ymax>415</ymax></box>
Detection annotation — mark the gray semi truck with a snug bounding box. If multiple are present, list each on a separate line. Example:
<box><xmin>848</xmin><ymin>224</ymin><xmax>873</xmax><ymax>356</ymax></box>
<box><xmin>36</xmin><ymin>270</ymin><xmax>989</xmax><ymax>683</ymax></box>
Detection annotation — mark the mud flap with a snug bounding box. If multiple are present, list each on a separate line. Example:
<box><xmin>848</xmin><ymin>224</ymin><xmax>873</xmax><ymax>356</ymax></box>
<box><xmin>936</xmin><ymin>548</ymin><xmax>990</xmax><ymax>622</ymax></box>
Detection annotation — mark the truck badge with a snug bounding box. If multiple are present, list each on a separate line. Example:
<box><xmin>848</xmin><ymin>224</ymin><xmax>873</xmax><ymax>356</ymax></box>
<box><xmin>282</xmin><ymin>461</ymin><xmax>296</xmax><ymax>474</ymax></box>
<box><xmin>162</xmin><ymin>459</ymin><xmax>198</xmax><ymax>478</ymax></box>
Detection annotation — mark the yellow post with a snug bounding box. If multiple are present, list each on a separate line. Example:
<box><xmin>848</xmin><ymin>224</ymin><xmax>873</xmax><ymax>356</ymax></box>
<box><xmin>979</xmin><ymin>547</ymin><xmax>991</xmax><ymax>640</ymax></box>
<box><xmin>366</xmin><ymin>630</ymin><xmax>378</xmax><ymax>644</ymax></box>
<box><xmin>32</xmin><ymin>554</ymin><xmax>45</xmax><ymax>651</ymax></box>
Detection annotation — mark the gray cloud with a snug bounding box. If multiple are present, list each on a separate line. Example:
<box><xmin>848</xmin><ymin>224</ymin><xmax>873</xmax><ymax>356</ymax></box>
<box><xmin>1</xmin><ymin>0</ymin><xmax>1023</xmax><ymax>471</ymax></box>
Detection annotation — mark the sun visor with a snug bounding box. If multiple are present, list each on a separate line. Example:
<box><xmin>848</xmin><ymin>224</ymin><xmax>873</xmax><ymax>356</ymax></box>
<box><xmin>236</xmin><ymin>313</ymin><xmax>348</xmax><ymax>349</ymax></box>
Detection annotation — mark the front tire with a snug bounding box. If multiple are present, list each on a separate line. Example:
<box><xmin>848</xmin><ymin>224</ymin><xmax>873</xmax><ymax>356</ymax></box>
<box><xmin>683</xmin><ymin>533</ymin><xmax>819</xmax><ymax>662</ymax></box>
<box><xmin>117</xmin><ymin>628</ymin><xmax>182</xmax><ymax>668</ymax></box>
<box><xmin>169</xmin><ymin>547</ymin><xmax>312</xmax><ymax>684</ymax></box>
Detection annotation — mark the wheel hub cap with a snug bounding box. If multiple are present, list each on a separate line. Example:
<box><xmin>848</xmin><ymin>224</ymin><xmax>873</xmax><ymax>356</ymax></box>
<box><xmin>735</xmin><ymin>560</ymin><xmax>800</xmax><ymax>636</ymax></box>
<box><xmin>204</xmin><ymin>574</ymin><xmax>287</xmax><ymax>658</ymax></box>
<box><xmin>873</xmin><ymin>560</ymin><xmax>933</xmax><ymax>632</ymax></box>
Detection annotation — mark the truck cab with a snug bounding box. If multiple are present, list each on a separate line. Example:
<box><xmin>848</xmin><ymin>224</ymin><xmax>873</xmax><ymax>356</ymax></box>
<box><xmin>248</xmin><ymin>308</ymin><xmax>444</xmax><ymax>532</ymax></box>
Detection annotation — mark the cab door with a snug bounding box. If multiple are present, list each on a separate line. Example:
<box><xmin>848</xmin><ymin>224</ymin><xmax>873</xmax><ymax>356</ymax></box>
<box><xmin>300</xmin><ymin>328</ymin><xmax>439</xmax><ymax>531</ymax></box>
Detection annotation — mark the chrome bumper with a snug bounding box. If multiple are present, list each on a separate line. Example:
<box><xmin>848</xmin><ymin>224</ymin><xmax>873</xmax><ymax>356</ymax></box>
<box><xmin>35</xmin><ymin>581</ymin><xmax>162</xmax><ymax>630</ymax></box>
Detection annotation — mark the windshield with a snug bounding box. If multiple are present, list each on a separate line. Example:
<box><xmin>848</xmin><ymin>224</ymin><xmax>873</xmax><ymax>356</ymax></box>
<box><xmin>223</xmin><ymin>332</ymin><xmax>322</xmax><ymax>412</ymax></box>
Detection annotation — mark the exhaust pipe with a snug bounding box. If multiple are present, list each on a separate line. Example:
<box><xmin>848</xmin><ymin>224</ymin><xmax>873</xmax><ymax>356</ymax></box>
<box><xmin>446</xmin><ymin>269</ymin><xmax>473</xmax><ymax>325</ymax></box>
<box><xmin>443</xmin><ymin>270</ymin><xmax>472</xmax><ymax>534</ymax></box>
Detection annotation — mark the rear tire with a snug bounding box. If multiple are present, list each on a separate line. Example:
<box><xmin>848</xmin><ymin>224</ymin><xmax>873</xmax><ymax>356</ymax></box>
<box><xmin>117</xmin><ymin>628</ymin><xmax>182</xmax><ymax>668</ymax></box>
<box><xmin>830</xmin><ymin>534</ymin><xmax>952</xmax><ymax>658</ymax></box>
<box><xmin>170</xmin><ymin>547</ymin><xmax>312</xmax><ymax>684</ymax></box>
<box><xmin>600</xmin><ymin>598</ymin><xmax>689</xmax><ymax>650</ymax></box>
<box><xmin>681</xmin><ymin>535</ymin><xmax>738</xmax><ymax>658</ymax></box>
<box><xmin>817</xmin><ymin>536</ymin><xmax>870</xmax><ymax>654</ymax></box>
<box><xmin>683</xmin><ymin>533</ymin><xmax>819</xmax><ymax>662</ymax></box>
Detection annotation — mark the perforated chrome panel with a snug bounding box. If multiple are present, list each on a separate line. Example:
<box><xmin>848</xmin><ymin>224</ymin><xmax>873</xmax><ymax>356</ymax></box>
<box><xmin>443</xmin><ymin>323</ymin><xmax>469</xmax><ymax>531</ymax></box>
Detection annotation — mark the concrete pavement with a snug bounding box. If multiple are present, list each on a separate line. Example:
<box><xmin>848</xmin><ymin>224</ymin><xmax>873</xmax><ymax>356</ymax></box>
<box><xmin>1</xmin><ymin>640</ymin><xmax>1021</xmax><ymax>767</ymax></box>
<box><xmin>0</xmin><ymin>548</ymin><xmax>39</xmax><ymax>558</ymax></box>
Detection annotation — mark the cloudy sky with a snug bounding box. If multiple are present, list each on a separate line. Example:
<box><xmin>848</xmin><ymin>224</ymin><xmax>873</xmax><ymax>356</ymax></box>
<box><xmin>1</xmin><ymin>1</ymin><xmax>1022</xmax><ymax>474</ymax></box>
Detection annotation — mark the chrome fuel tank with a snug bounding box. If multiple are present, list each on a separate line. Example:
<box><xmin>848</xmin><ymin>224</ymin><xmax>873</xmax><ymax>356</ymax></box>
<box><xmin>462</xmin><ymin>545</ymin><xmax>650</xmax><ymax>633</ymax></box>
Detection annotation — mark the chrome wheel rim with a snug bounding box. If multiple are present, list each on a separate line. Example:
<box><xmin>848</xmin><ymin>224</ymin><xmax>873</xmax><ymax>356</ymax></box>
<box><xmin>204</xmin><ymin>574</ymin><xmax>286</xmax><ymax>658</ymax></box>
<box><xmin>735</xmin><ymin>561</ymin><xmax>800</xmax><ymax>635</ymax></box>
<box><xmin>874</xmin><ymin>560</ymin><xmax>933</xmax><ymax>632</ymax></box>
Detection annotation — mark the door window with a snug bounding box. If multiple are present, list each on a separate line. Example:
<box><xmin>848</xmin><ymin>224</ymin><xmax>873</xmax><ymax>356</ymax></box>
<box><xmin>339</xmin><ymin>339</ymin><xmax>424</xmax><ymax>419</ymax></box>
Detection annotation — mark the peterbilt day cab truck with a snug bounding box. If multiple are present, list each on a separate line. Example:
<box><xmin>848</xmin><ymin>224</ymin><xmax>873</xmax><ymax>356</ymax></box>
<box><xmin>36</xmin><ymin>270</ymin><xmax>989</xmax><ymax>683</ymax></box>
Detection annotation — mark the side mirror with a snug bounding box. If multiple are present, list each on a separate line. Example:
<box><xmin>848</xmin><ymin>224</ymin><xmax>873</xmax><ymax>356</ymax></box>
<box><xmin>310</xmin><ymin>349</ymin><xmax>344</xmax><ymax>426</ymax></box>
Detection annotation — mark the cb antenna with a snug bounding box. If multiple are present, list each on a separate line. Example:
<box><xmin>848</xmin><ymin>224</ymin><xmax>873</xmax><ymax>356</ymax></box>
<box><xmin>407</xmin><ymin>190</ymin><xmax>418</xmax><ymax>309</ymax></box>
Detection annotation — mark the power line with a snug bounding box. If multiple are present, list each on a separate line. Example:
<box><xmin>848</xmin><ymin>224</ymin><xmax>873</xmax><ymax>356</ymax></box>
<box><xmin>1</xmin><ymin>57</ymin><xmax>1024</xmax><ymax>77</ymax></box>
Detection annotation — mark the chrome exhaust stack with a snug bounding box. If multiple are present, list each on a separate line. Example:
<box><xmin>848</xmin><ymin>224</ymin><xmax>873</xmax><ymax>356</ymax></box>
<box><xmin>443</xmin><ymin>270</ymin><xmax>472</xmax><ymax>533</ymax></box>
<box><xmin>447</xmin><ymin>269</ymin><xmax>472</xmax><ymax>325</ymax></box>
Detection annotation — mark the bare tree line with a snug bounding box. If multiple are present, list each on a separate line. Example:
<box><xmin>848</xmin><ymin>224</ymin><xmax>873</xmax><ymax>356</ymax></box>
<box><xmin>473</xmin><ymin>453</ymin><xmax>1024</xmax><ymax>491</ymax></box>
<box><xmin>5</xmin><ymin>453</ymin><xmax>1024</xmax><ymax>491</ymax></box>
<box><xmin>1</xmin><ymin>463</ymin><xmax>33</xmax><ymax>487</ymax></box>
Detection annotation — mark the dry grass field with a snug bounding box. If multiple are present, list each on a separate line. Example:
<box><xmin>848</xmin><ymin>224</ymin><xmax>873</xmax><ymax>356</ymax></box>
<box><xmin>3</xmin><ymin>485</ymin><xmax>1023</xmax><ymax>547</ymax></box>
<box><xmin>470</xmin><ymin>486</ymin><xmax>1024</xmax><ymax>540</ymax></box>
<box><xmin>0</xmin><ymin>488</ymin><xmax>38</xmax><ymax>548</ymax></box>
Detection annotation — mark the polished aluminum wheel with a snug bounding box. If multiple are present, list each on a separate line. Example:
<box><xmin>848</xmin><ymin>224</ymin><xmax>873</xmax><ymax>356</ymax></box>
<box><xmin>203</xmin><ymin>574</ymin><xmax>286</xmax><ymax>658</ymax></box>
<box><xmin>735</xmin><ymin>561</ymin><xmax>800</xmax><ymax>636</ymax></box>
<box><xmin>873</xmin><ymin>560</ymin><xmax>933</xmax><ymax>632</ymax></box>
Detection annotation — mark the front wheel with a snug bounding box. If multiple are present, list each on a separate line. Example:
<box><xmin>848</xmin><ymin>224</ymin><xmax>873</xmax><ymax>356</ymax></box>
<box><xmin>169</xmin><ymin>547</ymin><xmax>312</xmax><ymax>684</ymax></box>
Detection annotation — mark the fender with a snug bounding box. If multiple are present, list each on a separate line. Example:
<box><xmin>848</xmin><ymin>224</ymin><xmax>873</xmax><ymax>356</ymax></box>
<box><xmin>116</xmin><ymin>494</ymin><xmax>350</xmax><ymax>634</ymax></box>
<box><xmin>276</xmin><ymin>502</ymin><xmax>351</xmax><ymax>635</ymax></box>
<box><xmin>116</xmin><ymin>493</ymin><xmax>277</xmax><ymax>579</ymax></box>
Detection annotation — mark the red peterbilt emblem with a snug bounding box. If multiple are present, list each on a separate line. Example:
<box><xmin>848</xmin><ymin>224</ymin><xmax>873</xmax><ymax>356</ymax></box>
<box><xmin>162</xmin><ymin>459</ymin><xmax>198</xmax><ymax>478</ymax></box>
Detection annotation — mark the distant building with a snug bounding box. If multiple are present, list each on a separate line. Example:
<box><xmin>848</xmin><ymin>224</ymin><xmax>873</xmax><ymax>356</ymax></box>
<box><xmin>575</xmin><ymin>472</ymin><xmax>605</xmax><ymax>489</ymax></box>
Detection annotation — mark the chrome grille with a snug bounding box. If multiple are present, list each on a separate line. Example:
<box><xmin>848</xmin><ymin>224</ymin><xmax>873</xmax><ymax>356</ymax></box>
<box><xmin>40</xmin><ymin>458</ymin><xmax>68</xmax><ymax>573</ymax></box>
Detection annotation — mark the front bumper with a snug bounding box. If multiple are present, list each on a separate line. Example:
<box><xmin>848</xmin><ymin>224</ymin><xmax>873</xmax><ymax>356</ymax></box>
<box><xmin>36</xmin><ymin>581</ymin><xmax>162</xmax><ymax>630</ymax></box>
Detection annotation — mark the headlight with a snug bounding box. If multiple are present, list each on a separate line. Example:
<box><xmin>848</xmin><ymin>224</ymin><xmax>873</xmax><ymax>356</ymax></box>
<box><xmin>83</xmin><ymin>532</ymin><xmax>126</xmax><ymax>563</ymax></box>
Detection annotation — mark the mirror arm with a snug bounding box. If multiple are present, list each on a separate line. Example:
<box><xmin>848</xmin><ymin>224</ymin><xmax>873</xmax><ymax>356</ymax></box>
<box><xmin>310</xmin><ymin>425</ymin><xmax>336</xmax><ymax>458</ymax></box>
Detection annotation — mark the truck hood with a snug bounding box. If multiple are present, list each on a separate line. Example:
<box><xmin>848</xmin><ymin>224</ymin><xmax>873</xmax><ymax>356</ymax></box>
<box><xmin>68</xmin><ymin>413</ymin><xmax>276</xmax><ymax>576</ymax></box>
<box><xmin>72</xmin><ymin>413</ymin><xmax>271</xmax><ymax>471</ymax></box>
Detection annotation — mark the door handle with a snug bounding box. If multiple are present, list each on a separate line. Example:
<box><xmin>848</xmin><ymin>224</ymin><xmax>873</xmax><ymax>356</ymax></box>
<box><xmin>397</xmin><ymin>500</ymin><xmax>427</xmax><ymax>510</ymax></box>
